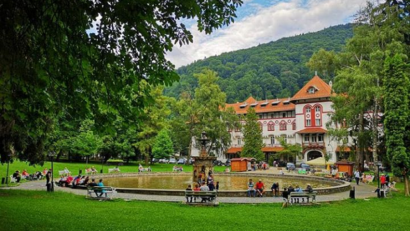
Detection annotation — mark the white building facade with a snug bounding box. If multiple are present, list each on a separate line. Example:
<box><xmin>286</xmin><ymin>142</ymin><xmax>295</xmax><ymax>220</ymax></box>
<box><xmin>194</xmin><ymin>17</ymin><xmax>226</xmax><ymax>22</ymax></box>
<box><xmin>191</xmin><ymin>75</ymin><xmax>351</xmax><ymax>164</ymax></box>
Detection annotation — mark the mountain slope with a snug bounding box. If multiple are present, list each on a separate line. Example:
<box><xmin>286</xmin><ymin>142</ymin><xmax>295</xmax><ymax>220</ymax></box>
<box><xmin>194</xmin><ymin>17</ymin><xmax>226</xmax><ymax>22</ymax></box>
<box><xmin>165</xmin><ymin>24</ymin><xmax>353</xmax><ymax>103</ymax></box>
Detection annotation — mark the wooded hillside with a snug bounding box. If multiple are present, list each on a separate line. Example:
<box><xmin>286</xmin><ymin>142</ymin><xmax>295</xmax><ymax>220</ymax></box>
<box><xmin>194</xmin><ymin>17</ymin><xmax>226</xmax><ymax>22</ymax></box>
<box><xmin>165</xmin><ymin>24</ymin><xmax>353</xmax><ymax>103</ymax></box>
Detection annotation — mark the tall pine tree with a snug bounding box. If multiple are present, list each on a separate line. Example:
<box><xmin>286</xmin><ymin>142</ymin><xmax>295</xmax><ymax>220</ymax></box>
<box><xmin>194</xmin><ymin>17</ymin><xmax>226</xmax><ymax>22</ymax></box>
<box><xmin>383</xmin><ymin>53</ymin><xmax>410</xmax><ymax>196</ymax></box>
<box><xmin>241</xmin><ymin>107</ymin><xmax>264</xmax><ymax>161</ymax></box>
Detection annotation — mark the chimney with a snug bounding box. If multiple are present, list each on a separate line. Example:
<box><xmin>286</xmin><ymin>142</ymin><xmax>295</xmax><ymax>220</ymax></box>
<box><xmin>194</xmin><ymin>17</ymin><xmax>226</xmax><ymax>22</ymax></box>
<box><xmin>329</xmin><ymin>80</ymin><xmax>333</xmax><ymax>89</ymax></box>
<box><xmin>315</xmin><ymin>71</ymin><xmax>317</xmax><ymax>76</ymax></box>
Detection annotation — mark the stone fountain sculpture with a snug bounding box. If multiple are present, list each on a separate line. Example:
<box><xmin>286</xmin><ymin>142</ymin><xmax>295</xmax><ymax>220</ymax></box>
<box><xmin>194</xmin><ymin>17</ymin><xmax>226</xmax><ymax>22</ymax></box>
<box><xmin>193</xmin><ymin>131</ymin><xmax>216</xmax><ymax>185</ymax></box>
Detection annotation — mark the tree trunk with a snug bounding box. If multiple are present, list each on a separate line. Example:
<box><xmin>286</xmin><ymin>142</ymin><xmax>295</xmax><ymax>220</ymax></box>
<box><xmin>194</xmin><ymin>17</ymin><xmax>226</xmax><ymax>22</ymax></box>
<box><xmin>405</xmin><ymin>175</ymin><xmax>409</xmax><ymax>197</ymax></box>
<box><xmin>372</xmin><ymin>99</ymin><xmax>379</xmax><ymax>164</ymax></box>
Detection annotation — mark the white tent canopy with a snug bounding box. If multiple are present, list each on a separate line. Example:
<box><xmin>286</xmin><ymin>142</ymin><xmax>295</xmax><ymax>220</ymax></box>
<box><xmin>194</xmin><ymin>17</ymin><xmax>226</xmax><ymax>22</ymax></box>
<box><xmin>306</xmin><ymin>157</ymin><xmax>334</xmax><ymax>166</ymax></box>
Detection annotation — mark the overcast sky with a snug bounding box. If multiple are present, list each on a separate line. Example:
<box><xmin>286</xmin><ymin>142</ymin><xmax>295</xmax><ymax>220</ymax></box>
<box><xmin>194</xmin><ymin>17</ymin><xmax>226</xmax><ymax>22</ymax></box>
<box><xmin>167</xmin><ymin>0</ymin><xmax>368</xmax><ymax>68</ymax></box>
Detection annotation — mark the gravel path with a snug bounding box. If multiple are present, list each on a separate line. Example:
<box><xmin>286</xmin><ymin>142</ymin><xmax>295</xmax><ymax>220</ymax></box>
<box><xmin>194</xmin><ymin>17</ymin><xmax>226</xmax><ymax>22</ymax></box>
<box><xmin>3</xmin><ymin>170</ymin><xmax>378</xmax><ymax>204</ymax></box>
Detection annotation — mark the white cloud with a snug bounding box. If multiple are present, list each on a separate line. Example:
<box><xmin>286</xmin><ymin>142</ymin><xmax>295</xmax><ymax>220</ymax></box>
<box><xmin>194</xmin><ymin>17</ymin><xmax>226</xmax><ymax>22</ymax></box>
<box><xmin>167</xmin><ymin>0</ymin><xmax>367</xmax><ymax>68</ymax></box>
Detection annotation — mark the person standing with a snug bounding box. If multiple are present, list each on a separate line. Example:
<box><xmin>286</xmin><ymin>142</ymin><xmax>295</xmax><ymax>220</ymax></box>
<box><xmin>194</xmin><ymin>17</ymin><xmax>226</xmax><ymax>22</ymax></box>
<box><xmin>46</xmin><ymin>170</ymin><xmax>52</xmax><ymax>192</ymax></box>
<box><xmin>185</xmin><ymin>185</ymin><xmax>193</xmax><ymax>203</ymax></box>
<box><xmin>380</xmin><ymin>174</ymin><xmax>386</xmax><ymax>188</ymax></box>
<box><xmin>354</xmin><ymin>169</ymin><xmax>360</xmax><ymax>185</ymax></box>
<box><xmin>207</xmin><ymin>174</ymin><xmax>215</xmax><ymax>191</ymax></box>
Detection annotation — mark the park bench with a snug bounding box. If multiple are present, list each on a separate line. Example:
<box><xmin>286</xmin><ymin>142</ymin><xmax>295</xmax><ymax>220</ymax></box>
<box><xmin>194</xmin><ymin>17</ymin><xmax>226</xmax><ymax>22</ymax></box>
<box><xmin>86</xmin><ymin>186</ymin><xmax>116</xmax><ymax>200</ymax></box>
<box><xmin>288</xmin><ymin>191</ymin><xmax>317</xmax><ymax>204</ymax></box>
<box><xmin>185</xmin><ymin>191</ymin><xmax>217</xmax><ymax>205</ymax></box>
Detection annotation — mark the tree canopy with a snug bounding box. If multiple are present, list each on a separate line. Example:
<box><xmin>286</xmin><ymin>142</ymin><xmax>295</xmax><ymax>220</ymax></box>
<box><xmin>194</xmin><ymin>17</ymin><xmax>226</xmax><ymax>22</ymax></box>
<box><xmin>0</xmin><ymin>0</ymin><xmax>243</xmax><ymax>164</ymax></box>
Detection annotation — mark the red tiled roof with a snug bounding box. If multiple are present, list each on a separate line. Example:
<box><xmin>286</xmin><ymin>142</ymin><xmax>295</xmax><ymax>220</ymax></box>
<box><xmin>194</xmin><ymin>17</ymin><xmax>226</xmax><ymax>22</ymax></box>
<box><xmin>297</xmin><ymin>128</ymin><xmax>327</xmax><ymax>134</ymax></box>
<box><xmin>231</xmin><ymin>157</ymin><xmax>255</xmax><ymax>161</ymax></box>
<box><xmin>262</xmin><ymin>147</ymin><xmax>284</xmax><ymax>152</ymax></box>
<box><xmin>226</xmin><ymin>147</ymin><xmax>242</xmax><ymax>154</ymax></box>
<box><xmin>336</xmin><ymin>146</ymin><xmax>351</xmax><ymax>152</ymax></box>
<box><xmin>291</xmin><ymin>75</ymin><xmax>332</xmax><ymax>101</ymax></box>
<box><xmin>226</xmin><ymin>97</ymin><xmax>295</xmax><ymax>114</ymax></box>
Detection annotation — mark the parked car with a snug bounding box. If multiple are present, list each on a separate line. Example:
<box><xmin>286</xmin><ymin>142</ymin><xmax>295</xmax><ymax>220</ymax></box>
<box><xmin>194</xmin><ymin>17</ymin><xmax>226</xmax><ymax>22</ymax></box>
<box><xmin>159</xmin><ymin>158</ymin><xmax>168</xmax><ymax>163</ymax></box>
<box><xmin>300</xmin><ymin>163</ymin><xmax>311</xmax><ymax>171</ymax></box>
<box><xmin>189</xmin><ymin>158</ymin><xmax>195</xmax><ymax>165</ymax></box>
<box><xmin>213</xmin><ymin>160</ymin><xmax>224</xmax><ymax>166</ymax></box>
<box><xmin>168</xmin><ymin>158</ymin><xmax>177</xmax><ymax>164</ymax></box>
<box><xmin>286</xmin><ymin>162</ymin><xmax>296</xmax><ymax>170</ymax></box>
<box><xmin>177</xmin><ymin>158</ymin><xmax>186</xmax><ymax>164</ymax></box>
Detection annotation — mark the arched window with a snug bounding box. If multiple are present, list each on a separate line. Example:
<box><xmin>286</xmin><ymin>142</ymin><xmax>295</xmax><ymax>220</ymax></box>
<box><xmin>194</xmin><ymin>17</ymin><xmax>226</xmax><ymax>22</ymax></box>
<box><xmin>304</xmin><ymin>105</ymin><xmax>312</xmax><ymax>127</ymax></box>
<box><xmin>314</xmin><ymin>105</ymin><xmax>322</xmax><ymax>127</ymax></box>
<box><xmin>280</xmin><ymin>121</ymin><xmax>287</xmax><ymax>131</ymax></box>
<box><xmin>292</xmin><ymin>121</ymin><xmax>296</xmax><ymax>130</ymax></box>
<box><xmin>268</xmin><ymin>121</ymin><xmax>275</xmax><ymax>131</ymax></box>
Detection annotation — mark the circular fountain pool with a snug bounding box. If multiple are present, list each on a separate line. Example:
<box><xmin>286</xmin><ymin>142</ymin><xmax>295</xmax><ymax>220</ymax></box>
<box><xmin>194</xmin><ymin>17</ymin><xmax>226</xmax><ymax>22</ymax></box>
<box><xmin>103</xmin><ymin>174</ymin><xmax>335</xmax><ymax>190</ymax></box>
<box><xmin>97</xmin><ymin>173</ymin><xmax>350</xmax><ymax>196</ymax></box>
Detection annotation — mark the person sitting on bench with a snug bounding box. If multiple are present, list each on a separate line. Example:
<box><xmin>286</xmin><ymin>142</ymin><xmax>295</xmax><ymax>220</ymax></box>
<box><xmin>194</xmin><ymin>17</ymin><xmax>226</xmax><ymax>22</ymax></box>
<box><xmin>199</xmin><ymin>182</ymin><xmax>210</xmax><ymax>202</ymax></box>
<box><xmin>255</xmin><ymin>179</ymin><xmax>265</xmax><ymax>197</ymax></box>
<box><xmin>88</xmin><ymin>179</ymin><xmax>99</xmax><ymax>197</ymax></box>
<box><xmin>97</xmin><ymin>179</ymin><xmax>107</xmax><ymax>197</ymax></box>
<box><xmin>13</xmin><ymin>171</ymin><xmax>21</xmax><ymax>183</ymax></box>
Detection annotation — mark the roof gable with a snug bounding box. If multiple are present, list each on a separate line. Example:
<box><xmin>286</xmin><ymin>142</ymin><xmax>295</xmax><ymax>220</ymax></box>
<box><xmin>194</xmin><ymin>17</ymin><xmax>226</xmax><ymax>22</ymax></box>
<box><xmin>291</xmin><ymin>75</ymin><xmax>332</xmax><ymax>101</ymax></box>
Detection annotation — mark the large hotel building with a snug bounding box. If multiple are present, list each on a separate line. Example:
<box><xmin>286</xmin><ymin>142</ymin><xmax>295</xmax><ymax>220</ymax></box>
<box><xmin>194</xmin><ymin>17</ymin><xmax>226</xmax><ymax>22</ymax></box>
<box><xmin>191</xmin><ymin>75</ymin><xmax>349</xmax><ymax>164</ymax></box>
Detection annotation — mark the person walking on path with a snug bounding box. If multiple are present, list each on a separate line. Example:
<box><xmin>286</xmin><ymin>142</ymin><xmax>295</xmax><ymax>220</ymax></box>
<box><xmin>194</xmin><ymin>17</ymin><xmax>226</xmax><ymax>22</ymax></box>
<box><xmin>46</xmin><ymin>169</ymin><xmax>52</xmax><ymax>192</ymax></box>
<box><xmin>354</xmin><ymin>169</ymin><xmax>360</xmax><ymax>186</ymax></box>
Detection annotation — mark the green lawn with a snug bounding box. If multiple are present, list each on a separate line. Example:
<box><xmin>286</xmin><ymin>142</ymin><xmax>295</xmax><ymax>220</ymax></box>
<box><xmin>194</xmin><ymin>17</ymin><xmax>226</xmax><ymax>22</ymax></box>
<box><xmin>0</xmin><ymin>189</ymin><xmax>409</xmax><ymax>231</ymax></box>
<box><xmin>0</xmin><ymin>161</ymin><xmax>228</xmax><ymax>185</ymax></box>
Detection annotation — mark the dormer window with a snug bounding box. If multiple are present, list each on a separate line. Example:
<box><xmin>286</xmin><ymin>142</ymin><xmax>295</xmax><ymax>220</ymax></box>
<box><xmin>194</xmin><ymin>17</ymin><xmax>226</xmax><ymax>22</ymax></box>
<box><xmin>307</xmin><ymin>86</ymin><xmax>318</xmax><ymax>94</ymax></box>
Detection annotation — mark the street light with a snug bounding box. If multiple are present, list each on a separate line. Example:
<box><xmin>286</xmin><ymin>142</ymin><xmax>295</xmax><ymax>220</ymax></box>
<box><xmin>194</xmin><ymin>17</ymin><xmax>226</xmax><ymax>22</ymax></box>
<box><xmin>48</xmin><ymin>151</ymin><xmax>56</xmax><ymax>192</ymax></box>
<box><xmin>376</xmin><ymin>161</ymin><xmax>382</xmax><ymax>198</ymax></box>
<box><xmin>100</xmin><ymin>156</ymin><xmax>104</xmax><ymax>174</ymax></box>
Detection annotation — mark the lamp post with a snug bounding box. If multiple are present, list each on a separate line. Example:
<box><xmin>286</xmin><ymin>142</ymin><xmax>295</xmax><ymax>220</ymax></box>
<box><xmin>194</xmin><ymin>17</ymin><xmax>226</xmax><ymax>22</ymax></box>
<box><xmin>100</xmin><ymin>156</ymin><xmax>104</xmax><ymax>174</ymax></box>
<box><xmin>376</xmin><ymin>161</ymin><xmax>382</xmax><ymax>198</ymax></box>
<box><xmin>48</xmin><ymin>151</ymin><xmax>56</xmax><ymax>192</ymax></box>
<box><xmin>6</xmin><ymin>154</ymin><xmax>12</xmax><ymax>186</ymax></box>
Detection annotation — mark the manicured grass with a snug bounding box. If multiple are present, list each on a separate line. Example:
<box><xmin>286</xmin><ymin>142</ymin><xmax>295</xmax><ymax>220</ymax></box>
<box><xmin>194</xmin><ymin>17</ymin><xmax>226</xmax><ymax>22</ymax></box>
<box><xmin>0</xmin><ymin>189</ymin><xmax>409</xmax><ymax>231</ymax></box>
<box><xmin>0</xmin><ymin>161</ymin><xmax>228</xmax><ymax>185</ymax></box>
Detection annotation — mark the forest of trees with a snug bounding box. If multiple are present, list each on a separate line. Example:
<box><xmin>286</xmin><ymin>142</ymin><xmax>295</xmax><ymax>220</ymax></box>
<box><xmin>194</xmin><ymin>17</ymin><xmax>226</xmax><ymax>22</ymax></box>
<box><xmin>165</xmin><ymin>24</ymin><xmax>353</xmax><ymax>103</ymax></box>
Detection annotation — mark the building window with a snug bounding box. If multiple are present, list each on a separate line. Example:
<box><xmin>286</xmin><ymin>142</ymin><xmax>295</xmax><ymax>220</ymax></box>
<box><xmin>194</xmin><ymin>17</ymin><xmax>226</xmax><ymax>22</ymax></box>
<box><xmin>270</xmin><ymin>136</ymin><xmax>275</xmax><ymax>144</ymax></box>
<box><xmin>280</xmin><ymin>121</ymin><xmax>287</xmax><ymax>131</ymax></box>
<box><xmin>304</xmin><ymin>134</ymin><xmax>310</xmax><ymax>142</ymax></box>
<box><xmin>282</xmin><ymin>112</ymin><xmax>286</xmax><ymax>118</ymax></box>
<box><xmin>281</xmin><ymin>135</ymin><xmax>287</xmax><ymax>144</ymax></box>
<box><xmin>318</xmin><ymin>134</ymin><xmax>324</xmax><ymax>142</ymax></box>
<box><xmin>311</xmin><ymin>135</ymin><xmax>317</xmax><ymax>143</ymax></box>
<box><xmin>306</xmin><ymin>107</ymin><xmax>311</xmax><ymax>113</ymax></box>
<box><xmin>308</xmin><ymin>87</ymin><xmax>315</xmax><ymax>94</ymax></box>
<box><xmin>292</xmin><ymin>121</ymin><xmax>296</xmax><ymax>130</ymax></box>
<box><xmin>315</xmin><ymin>119</ymin><xmax>321</xmax><ymax>126</ymax></box>
<box><xmin>306</xmin><ymin>119</ymin><xmax>311</xmax><ymax>126</ymax></box>
<box><xmin>315</xmin><ymin>106</ymin><xmax>321</xmax><ymax>112</ymax></box>
<box><xmin>259</xmin><ymin>114</ymin><xmax>263</xmax><ymax>119</ymax></box>
<box><xmin>268</xmin><ymin>122</ymin><xmax>275</xmax><ymax>131</ymax></box>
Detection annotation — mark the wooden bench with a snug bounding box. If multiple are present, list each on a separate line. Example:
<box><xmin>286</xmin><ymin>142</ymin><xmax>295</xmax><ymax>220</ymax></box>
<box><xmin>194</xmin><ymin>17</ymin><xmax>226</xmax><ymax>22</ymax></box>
<box><xmin>288</xmin><ymin>191</ymin><xmax>317</xmax><ymax>204</ymax></box>
<box><xmin>185</xmin><ymin>191</ymin><xmax>217</xmax><ymax>204</ymax></box>
<box><xmin>86</xmin><ymin>186</ymin><xmax>116</xmax><ymax>200</ymax></box>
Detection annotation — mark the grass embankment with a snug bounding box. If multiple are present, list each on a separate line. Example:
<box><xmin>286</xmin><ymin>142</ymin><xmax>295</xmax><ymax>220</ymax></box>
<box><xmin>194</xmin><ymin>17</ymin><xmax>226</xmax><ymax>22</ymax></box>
<box><xmin>0</xmin><ymin>189</ymin><xmax>409</xmax><ymax>231</ymax></box>
<box><xmin>0</xmin><ymin>161</ymin><xmax>227</xmax><ymax>185</ymax></box>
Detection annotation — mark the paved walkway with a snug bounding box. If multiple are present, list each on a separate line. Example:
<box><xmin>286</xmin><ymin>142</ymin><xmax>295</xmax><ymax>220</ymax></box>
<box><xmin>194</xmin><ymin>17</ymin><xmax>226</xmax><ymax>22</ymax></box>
<box><xmin>3</xmin><ymin>169</ymin><xmax>378</xmax><ymax>204</ymax></box>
